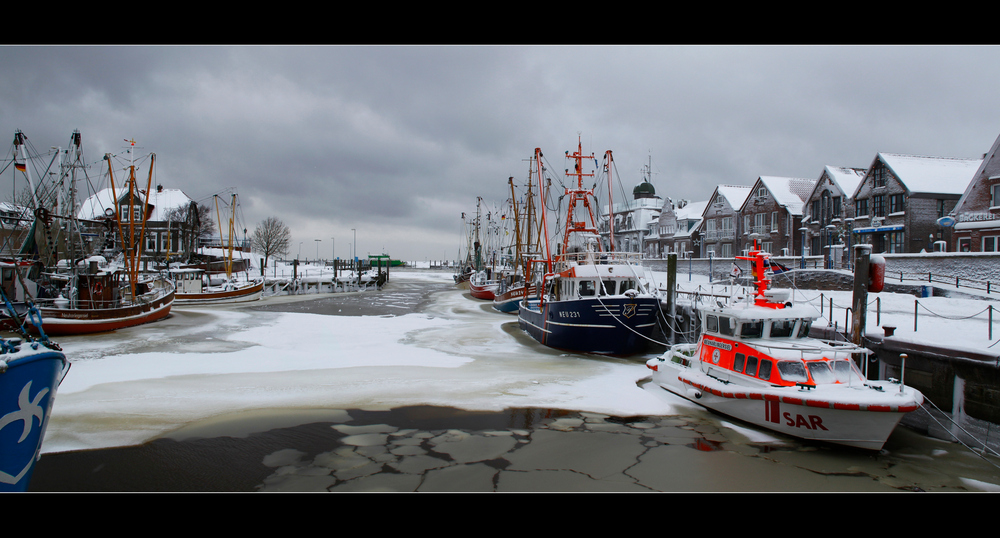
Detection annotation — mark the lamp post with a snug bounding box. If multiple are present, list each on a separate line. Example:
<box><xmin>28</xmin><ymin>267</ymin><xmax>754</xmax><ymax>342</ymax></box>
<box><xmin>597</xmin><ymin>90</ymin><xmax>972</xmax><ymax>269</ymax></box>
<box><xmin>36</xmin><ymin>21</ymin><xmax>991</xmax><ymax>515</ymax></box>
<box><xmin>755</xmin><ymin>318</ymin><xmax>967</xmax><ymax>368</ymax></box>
<box><xmin>298</xmin><ymin>241</ymin><xmax>303</xmax><ymax>260</ymax></box>
<box><xmin>315</xmin><ymin>238</ymin><xmax>321</xmax><ymax>261</ymax></box>
<box><xmin>332</xmin><ymin>237</ymin><xmax>335</xmax><ymax>260</ymax></box>
<box><xmin>352</xmin><ymin>228</ymin><xmax>356</xmax><ymax>261</ymax></box>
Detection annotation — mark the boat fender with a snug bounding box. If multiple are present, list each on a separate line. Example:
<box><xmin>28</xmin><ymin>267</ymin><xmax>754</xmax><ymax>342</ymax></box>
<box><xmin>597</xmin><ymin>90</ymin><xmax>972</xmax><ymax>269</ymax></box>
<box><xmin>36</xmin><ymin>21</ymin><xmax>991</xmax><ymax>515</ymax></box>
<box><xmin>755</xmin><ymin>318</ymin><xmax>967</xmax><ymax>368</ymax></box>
<box><xmin>624</xmin><ymin>289</ymin><xmax>638</xmax><ymax>298</ymax></box>
<box><xmin>869</xmin><ymin>254</ymin><xmax>885</xmax><ymax>293</ymax></box>
<box><xmin>687</xmin><ymin>387</ymin><xmax>702</xmax><ymax>399</ymax></box>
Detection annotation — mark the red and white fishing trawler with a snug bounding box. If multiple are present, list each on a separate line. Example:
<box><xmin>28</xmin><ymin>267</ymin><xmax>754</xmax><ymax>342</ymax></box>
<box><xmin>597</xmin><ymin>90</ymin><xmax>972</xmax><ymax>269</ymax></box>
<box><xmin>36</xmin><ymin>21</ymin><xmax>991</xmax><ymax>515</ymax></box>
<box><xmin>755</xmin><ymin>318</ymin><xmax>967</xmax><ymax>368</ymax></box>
<box><xmin>645</xmin><ymin>240</ymin><xmax>923</xmax><ymax>450</ymax></box>
<box><xmin>468</xmin><ymin>270</ymin><xmax>498</xmax><ymax>300</ymax></box>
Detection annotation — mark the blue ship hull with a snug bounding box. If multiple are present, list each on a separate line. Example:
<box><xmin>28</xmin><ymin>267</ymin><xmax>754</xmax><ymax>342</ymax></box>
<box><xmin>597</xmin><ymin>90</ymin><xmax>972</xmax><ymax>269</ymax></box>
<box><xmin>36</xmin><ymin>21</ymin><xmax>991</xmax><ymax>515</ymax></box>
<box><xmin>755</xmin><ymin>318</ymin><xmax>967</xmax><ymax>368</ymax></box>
<box><xmin>0</xmin><ymin>344</ymin><xmax>68</xmax><ymax>491</ymax></box>
<box><xmin>517</xmin><ymin>296</ymin><xmax>659</xmax><ymax>355</ymax></box>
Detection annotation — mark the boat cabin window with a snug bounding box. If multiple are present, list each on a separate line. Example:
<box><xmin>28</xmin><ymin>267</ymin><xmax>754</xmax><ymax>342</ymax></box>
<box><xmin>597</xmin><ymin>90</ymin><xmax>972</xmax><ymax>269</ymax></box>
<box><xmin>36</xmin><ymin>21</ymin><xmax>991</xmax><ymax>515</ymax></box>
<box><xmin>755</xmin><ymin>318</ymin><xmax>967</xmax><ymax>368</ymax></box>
<box><xmin>740</xmin><ymin>320</ymin><xmax>764</xmax><ymax>338</ymax></box>
<box><xmin>831</xmin><ymin>359</ymin><xmax>864</xmax><ymax>383</ymax></box>
<box><xmin>719</xmin><ymin>316</ymin><xmax>735</xmax><ymax>336</ymax></box>
<box><xmin>745</xmin><ymin>355</ymin><xmax>759</xmax><ymax>376</ymax></box>
<box><xmin>769</xmin><ymin>319</ymin><xmax>795</xmax><ymax>338</ymax></box>
<box><xmin>706</xmin><ymin>315</ymin><xmax>719</xmax><ymax>333</ymax></box>
<box><xmin>757</xmin><ymin>359</ymin><xmax>772</xmax><ymax>381</ymax></box>
<box><xmin>734</xmin><ymin>353</ymin><xmax>745</xmax><ymax>372</ymax></box>
<box><xmin>620</xmin><ymin>279</ymin><xmax>635</xmax><ymax>292</ymax></box>
<box><xmin>797</xmin><ymin>320</ymin><xmax>812</xmax><ymax>338</ymax></box>
<box><xmin>601</xmin><ymin>279</ymin><xmax>615</xmax><ymax>296</ymax></box>
<box><xmin>806</xmin><ymin>361</ymin><xmax>835</xmax><ymax>384</ymax></box>
<box><xmin>579</xmin><ymin>280</ymin><xmax>596</xmax><ymax>297</ymax></box>
<box><xmin>777</xmin><ymin>361</ymin><xmax>809</xmax><ymax>383</ymax></box>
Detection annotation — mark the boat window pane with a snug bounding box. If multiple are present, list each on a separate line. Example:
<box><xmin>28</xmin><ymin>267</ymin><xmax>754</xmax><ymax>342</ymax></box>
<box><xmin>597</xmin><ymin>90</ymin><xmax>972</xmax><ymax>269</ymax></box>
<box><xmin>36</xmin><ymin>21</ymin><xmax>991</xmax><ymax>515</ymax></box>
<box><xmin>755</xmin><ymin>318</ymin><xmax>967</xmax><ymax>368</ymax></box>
<box><xmin>733</xmin><ymin>353</ymin><xmax>745</xmax><ymax>373</ymax></box>
<box><xmin>770</xmin><ymin>319</ymin><xmax>795</xmax><ymax>338</ymax></box>
<box><xmin>706</xmin><ymin>315</ymin><xmax>719</xmax><ymax>333</ymax></box>
<box><xmin>740</xmin><ymin>320</ymin><xmax>764</xmax><ymax>338</ymax></box>
<box><xmin>579</xmin><ymin>280</ymin><xmax>596</xmax><ymax>297</ymax></box>
<box><xmin>777</xmin><ymin>361</ymin><xmax>808</xmax><ymax>383</ymax></box>
<box><xmin>758</xmin><ymin>359</ymin><xmax>772</xmax><ymax>381</ymax></box>
<box><xmin>746</xmin><ymin>356</ymin><xmax>758</xmax><ymax>376</ymax></box>
<box><xmin>719</xmin><ymin>316</ymin><xmax>735</xmax><ymax>336</ymax></box>
<box><xmin>602</xmin><ymin>279</ymin><xmax>615</xmax><ymax>296</ymax></box>
<box><xmin>807</xmin><ymin>361</ymin><xmax>835</xmax><ymax>384</ymax></box>
<box><xmin>831</xmin><ymin>359</ymin><xmax>863</xmax><ymax>383</ymax></box>
<box><xmin>797</xmin><ymin>320</ymin><xmax>812</xmax><ymax>338</ymax></box>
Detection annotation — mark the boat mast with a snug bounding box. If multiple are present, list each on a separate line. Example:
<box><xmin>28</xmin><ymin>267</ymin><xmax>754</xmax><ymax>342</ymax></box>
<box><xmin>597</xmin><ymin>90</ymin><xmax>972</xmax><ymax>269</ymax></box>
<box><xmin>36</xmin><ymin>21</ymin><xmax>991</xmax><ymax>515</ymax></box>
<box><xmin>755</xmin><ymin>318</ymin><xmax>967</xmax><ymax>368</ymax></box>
<box><xmin>560</xmin><ymin>135</ymin><xmax>599</xmax><ymax>257</ymax></box>
<box><xmin>535</xmin><ymin>147</ymin><xmax>552</xmax><ymax>273</ymax></box>
<box><xmin>605</xmin><ymin>150</ymin><xmax>614</xmax><ymax>252</ymax></box>
<box><xmin>12</xmin><ymin>131</ymin><xmax>40</xmax><ymax>210</ymax></box>
<box><xmin>215</xmin><ymin>193</ymin><xmax>237</xmax><ymax>280</ymax></box>
<box><xmin>107</xmin><ymin>139</ymin><xmax>155</xmax><ymax>302</ymax></box>
<box><xmin>509</xmin><ymin>177</ymin><xmax>522</xmax><ymax>271</ymax></box>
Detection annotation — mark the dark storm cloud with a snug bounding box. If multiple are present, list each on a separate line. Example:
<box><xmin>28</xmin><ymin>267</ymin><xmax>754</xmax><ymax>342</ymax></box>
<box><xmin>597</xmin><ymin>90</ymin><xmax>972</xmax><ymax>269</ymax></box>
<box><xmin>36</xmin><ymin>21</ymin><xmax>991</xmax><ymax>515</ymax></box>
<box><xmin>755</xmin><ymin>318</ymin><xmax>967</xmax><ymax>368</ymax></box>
<box><xmin>1</xmin><ymin>45</ymin><xmax>998</xmax><ymax>260</ymax></box>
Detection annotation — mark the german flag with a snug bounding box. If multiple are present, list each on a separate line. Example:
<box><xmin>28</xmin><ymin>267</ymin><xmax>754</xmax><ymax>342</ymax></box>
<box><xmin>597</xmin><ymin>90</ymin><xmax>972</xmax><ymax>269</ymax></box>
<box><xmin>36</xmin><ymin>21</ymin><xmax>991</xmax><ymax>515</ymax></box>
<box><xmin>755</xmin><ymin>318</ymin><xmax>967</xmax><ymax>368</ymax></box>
<box><xmin>14</xmin><ymin>162</ymin><xmax>25</xmax><ymax>172</ymax></box>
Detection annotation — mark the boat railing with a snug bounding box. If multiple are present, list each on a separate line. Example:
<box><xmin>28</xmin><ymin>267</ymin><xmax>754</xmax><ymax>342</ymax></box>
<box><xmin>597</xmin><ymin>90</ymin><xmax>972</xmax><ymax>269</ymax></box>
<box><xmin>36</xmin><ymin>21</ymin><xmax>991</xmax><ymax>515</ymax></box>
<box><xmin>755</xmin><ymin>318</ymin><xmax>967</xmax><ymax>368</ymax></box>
<box><xmin>555</xmin><ymin>250</ymin><xmax>643</xmax><ymax>266</ymax></box>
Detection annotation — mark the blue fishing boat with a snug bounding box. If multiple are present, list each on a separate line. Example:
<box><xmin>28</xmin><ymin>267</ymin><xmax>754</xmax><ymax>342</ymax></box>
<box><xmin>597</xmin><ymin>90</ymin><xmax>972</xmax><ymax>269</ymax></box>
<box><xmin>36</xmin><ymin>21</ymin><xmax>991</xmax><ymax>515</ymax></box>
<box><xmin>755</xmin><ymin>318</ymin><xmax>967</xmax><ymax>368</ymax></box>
<box><xmin>0</xmin><ymin>325</ymin><xmax>68</xmax><ymax>491</ymax></box>
<box><xmin>517</xmin><ymin>141</ymin><xmax>660</xmax><ymax>356</ymax></box>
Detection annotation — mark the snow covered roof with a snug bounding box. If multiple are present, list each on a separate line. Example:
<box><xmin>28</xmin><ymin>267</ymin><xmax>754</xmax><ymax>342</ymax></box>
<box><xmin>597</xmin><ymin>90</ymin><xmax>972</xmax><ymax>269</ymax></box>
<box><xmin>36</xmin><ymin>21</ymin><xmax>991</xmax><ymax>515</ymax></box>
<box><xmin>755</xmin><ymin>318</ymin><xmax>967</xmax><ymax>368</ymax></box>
<box><xmin>869</xmin><ymin>153</ymin><xmax>982</xmax><ymax>196</ymax></box>
<box><xmin>676</xmin><ymin>200</ymin><xmax>708</xmax><ymax>221</ymax></box>
<box><xmin>78</xmin><ymin>187</ymin><xmax>195</xmax><ymax>221</ymax></box>
<box><xmin>750</xmin><ymin>176</ymin><xmax>816</xmax><ymax>216</ymax></box>
<box><xmin>711</xmin><ymin>185</ymin><xmax>752</xmax><ymax>212</ymax></box>
<box><xmin>823</xmin><ymin>166</ymin><xmax>866</xmax><ymax>198</ymax></box>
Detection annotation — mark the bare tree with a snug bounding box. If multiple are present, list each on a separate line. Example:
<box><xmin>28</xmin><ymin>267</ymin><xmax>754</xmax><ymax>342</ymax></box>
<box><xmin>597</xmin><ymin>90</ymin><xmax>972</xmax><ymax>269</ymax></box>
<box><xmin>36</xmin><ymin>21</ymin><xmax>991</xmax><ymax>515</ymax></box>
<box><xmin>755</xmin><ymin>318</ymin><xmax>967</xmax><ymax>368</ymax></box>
<box><xmin>251</xmin><ymin>216</ymin><xmax>291</xmax><ymax>269</ymax></box>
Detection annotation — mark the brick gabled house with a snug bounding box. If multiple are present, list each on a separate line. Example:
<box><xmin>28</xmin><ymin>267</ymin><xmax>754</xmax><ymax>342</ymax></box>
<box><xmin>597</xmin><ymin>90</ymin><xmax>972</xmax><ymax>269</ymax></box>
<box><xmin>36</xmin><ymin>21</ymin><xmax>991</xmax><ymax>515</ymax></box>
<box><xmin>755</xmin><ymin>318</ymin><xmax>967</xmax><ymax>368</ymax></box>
<box><xmin>952</xmin><ymin>132</ymin><xmax>1000</xmax><ymax>252</ymax></box>
<box><xmin>698</xmin><ymin>185</ymin><xmax>751</xmax><ymax>258</ymax></box>
<box><xmin>851</xmin><ymin>153</ymin><xmax>981</xmax><ymax>253</ymax></box>
<box><xmin>738</xmin><ymin>176</ymin><xmax>815</xmax><ymax>256</ymax></box>
<box><xmin>802</xmin><ymin>166</ymin><xmax>866</xmax><ymax>266</ymax></box>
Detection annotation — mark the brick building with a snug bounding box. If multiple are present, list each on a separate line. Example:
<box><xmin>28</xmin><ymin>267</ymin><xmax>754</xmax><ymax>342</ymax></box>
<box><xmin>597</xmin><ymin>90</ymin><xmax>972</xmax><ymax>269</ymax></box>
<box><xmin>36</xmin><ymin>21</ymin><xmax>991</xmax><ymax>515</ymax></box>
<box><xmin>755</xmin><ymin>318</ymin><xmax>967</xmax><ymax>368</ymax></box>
<box><xmin>738</xmin><ymin>176</ymin><xmax>815</xmax><ymax>256</ymax></box>
<box><xmin>851</xmin><ymin>153</ymin><xmax>981</xmax><ymax>253</ymax></box>
<box><xmin>698</xmin><ymin>185</ymin><xmax>751</xmax><ymax>258</ymax></box>
<box><xmin>952</xmin><ymin>132</ymin><xmax>1000</xmax><ymax>252</ymax></box>
<box><xmin>802</xmin><ymin>166</ymin><xmax>866</xmax><ymax>266</ymax></box>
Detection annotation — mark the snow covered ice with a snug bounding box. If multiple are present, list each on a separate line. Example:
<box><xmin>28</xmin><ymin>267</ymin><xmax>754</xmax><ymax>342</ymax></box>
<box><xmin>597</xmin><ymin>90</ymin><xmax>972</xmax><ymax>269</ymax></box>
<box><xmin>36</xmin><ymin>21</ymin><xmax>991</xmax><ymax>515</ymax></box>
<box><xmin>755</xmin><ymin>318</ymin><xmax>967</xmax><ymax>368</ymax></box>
<box><xmin>43</xmin><ymin>269</ymin><xmax>681</xmax><ymax>454</ymax></box>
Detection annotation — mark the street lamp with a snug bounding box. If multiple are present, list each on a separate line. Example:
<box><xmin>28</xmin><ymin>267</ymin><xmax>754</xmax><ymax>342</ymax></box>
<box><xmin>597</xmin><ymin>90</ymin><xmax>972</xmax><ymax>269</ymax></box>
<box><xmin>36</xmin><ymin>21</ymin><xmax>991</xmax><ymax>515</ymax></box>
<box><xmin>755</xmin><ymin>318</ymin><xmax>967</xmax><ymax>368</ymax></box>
<box><xmin>315</xmin><ymin>238</ymin><xmax>321</xmax><ymax>261</ymax></box>
<box><xmin>351</xmin><ymin>228</ymin><xmax>357</xmax><ymax>261</ymax></box>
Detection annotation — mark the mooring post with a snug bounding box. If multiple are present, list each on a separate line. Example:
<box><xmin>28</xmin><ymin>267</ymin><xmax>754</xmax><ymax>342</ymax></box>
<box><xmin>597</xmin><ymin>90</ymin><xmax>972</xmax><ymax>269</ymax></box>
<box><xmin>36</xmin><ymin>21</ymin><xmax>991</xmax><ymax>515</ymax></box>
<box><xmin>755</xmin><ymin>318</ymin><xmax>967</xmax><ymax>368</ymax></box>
<box><xmin>850</xmin><ymin>244</ymin><xmax>871</xmax><ymax>346</ymax></box>
<box><xmin>667</xmin><ymin>252</ymin><xmax>677</xmax><ymax>344</ymax></box>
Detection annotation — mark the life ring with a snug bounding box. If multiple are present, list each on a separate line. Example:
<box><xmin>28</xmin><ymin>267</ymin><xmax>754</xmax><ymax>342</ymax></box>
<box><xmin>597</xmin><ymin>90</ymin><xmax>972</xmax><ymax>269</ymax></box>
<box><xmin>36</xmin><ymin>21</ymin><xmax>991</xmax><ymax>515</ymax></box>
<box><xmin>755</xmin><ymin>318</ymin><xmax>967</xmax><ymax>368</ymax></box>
<box><xmin>93</xmin><ymin>281</ymin><xmax>103</xmax><ymax>295</ymax></box>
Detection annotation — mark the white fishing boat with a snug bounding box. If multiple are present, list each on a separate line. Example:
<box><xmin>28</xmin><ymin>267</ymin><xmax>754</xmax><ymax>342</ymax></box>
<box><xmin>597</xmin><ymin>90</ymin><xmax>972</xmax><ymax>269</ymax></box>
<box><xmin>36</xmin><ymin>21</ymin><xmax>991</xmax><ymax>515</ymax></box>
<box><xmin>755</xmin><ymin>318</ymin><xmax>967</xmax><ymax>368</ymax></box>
<box><xmin>645</xmin><ymin>240</ymin><xmax>923</xmax><ymax>450</ymax></box>
<box><xmin>170</xmin><ymin>193</ymin><xmax>263</xmax><ymax>306</ymax></box>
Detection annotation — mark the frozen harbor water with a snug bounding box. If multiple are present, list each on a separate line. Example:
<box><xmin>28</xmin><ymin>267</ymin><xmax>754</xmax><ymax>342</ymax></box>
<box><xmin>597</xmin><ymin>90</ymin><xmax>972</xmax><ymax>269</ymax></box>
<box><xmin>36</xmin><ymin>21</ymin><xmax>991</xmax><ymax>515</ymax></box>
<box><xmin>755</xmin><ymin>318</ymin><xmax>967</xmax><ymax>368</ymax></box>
<box><xmin>28</xmin><ymin>269</ymin><xmax>1000</xmax><ymax>492</ymax></box>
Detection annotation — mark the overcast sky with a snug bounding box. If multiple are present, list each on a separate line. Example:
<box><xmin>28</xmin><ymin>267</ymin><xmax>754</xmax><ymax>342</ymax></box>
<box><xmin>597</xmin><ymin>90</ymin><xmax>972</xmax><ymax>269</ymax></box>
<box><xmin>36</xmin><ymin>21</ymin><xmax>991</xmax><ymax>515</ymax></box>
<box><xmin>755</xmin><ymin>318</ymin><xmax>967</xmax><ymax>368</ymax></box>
<box><xmin>2</xmin><ymin>45</ymin><xmax>998</xmax><ymax>261</ymax></box>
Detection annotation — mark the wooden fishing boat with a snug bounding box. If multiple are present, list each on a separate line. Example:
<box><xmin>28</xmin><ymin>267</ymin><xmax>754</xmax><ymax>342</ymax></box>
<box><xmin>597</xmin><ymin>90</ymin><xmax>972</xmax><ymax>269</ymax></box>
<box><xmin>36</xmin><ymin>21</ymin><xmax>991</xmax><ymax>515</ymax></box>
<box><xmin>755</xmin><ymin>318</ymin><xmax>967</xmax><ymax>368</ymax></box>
<box><xmin>169</xmin><ymin>268</ymin><xmax>263</xmax><ymax>306</ymax></box>
<box><xmin>6</xmin><ymin>134</ymin><xmax>175</xmax><ymax>335</ymax></box>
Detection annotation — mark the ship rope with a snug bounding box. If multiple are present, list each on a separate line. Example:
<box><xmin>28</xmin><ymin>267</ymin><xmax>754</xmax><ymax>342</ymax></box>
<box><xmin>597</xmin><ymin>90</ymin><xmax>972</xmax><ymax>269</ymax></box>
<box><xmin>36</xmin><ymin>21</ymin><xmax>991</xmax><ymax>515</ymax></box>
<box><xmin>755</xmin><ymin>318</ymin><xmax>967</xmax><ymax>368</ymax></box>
<box><xmin>917</xmin><ymin>396</ymin><xmax>1000</xmax><ymax>470</ymax></box>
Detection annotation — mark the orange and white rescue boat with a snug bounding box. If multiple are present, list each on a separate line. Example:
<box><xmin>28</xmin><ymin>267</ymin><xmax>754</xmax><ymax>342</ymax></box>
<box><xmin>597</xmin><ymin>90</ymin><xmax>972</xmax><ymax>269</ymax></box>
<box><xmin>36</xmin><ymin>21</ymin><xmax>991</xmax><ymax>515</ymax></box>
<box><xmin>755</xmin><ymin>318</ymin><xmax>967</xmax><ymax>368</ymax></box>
<box><xmin>646</xmin><ymin>243</ymin><xmax>923</xmax><ymax>450</ymax></box>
